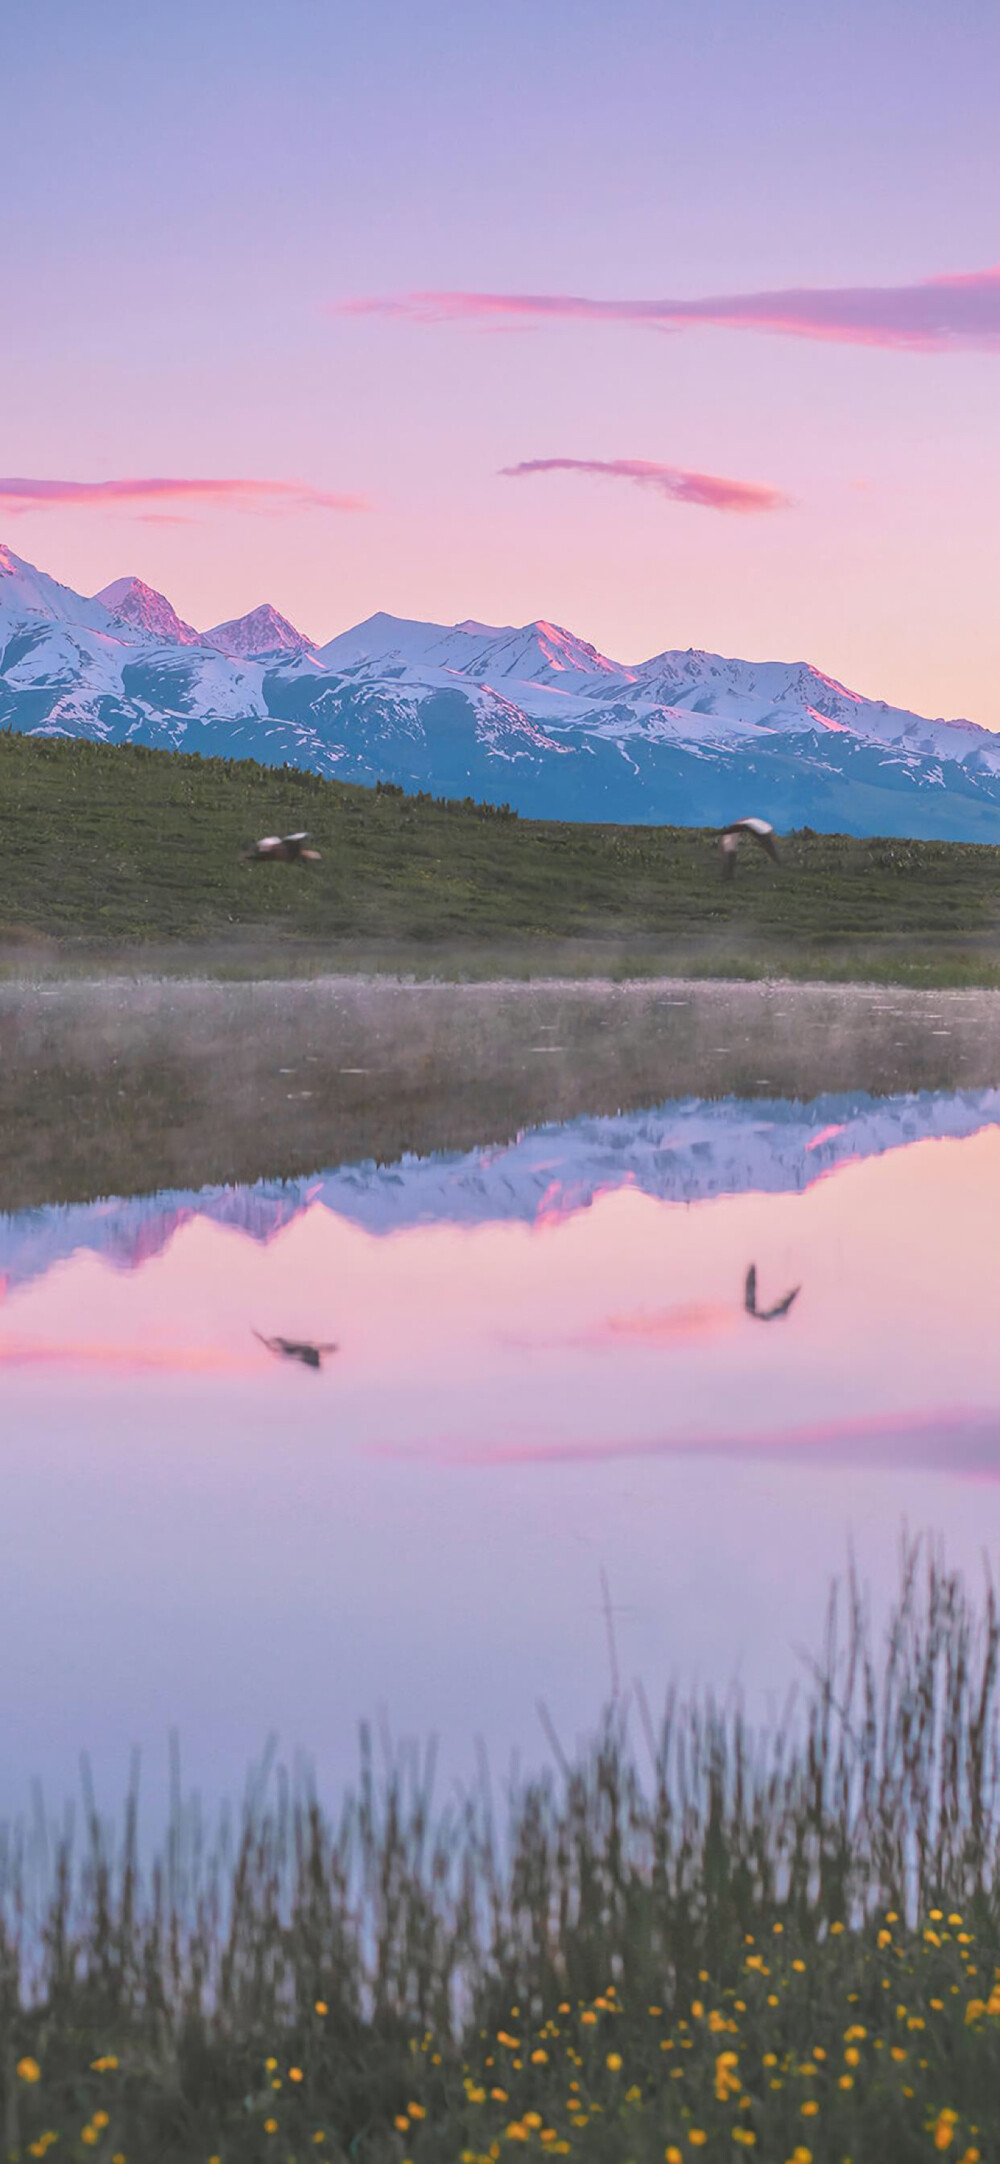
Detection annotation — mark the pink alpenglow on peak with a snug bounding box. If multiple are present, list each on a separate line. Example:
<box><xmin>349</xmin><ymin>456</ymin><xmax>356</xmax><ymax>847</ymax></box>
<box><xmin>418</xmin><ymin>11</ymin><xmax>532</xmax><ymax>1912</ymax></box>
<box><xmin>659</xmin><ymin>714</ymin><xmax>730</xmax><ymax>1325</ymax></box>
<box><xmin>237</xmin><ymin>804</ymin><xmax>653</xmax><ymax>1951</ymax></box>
<box><xmin>341</xmin><ymin>266</ymin><xmax>1000</xmax><ymax>354</ymax></box>
<box><xmin>94</xmin><ymin>577</ymin><xmax>206</xmax><ymax>647</ymax></box>
<box><xmin>500</xmin><ymin>458</ymin><xmax>791</xmax><ymax>514</ymax></box>
<box><xmin>203</xmin><ymin>603</ymin><xmax>316</xmax><ymax>659</ymax></box>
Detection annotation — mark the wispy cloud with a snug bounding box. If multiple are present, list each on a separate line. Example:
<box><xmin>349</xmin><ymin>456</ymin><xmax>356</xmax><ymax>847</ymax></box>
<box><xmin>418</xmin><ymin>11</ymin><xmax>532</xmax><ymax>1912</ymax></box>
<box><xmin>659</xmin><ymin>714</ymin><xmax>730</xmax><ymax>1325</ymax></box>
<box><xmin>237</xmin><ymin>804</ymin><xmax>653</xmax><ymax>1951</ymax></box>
<box><xmin>0</xmin><ymin>476</ymin><xmax>367</xmax><ymax>516</ymax></box>
<box><xmin>341</xmin><ymin>267</ymin><xmax>1000</xmax><ymax>353</ymax></box>
<box><xmin>380</xmin><ymin>1407</ymin><xmax>1000</xmax><ymax>1478</ymax></box>
<box><xmin>501</xmin><ymin>456</ymin><xmax>789</xmax><ymax>514</ymax></box>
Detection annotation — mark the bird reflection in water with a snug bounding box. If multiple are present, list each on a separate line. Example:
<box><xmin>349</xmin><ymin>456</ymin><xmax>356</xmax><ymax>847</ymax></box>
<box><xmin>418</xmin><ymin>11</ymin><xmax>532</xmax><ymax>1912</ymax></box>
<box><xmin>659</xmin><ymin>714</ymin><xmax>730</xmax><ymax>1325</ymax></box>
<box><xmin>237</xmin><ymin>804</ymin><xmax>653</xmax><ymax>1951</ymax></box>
<box><xmin>252</xmin><ymin>1332</ymin><xmax>338</xmax><ymax>1370</ymax></box>
<box><xmin>744</xmin><ymin>1264</ymin><xmax>800</xmax><ymax>1322</ymax></box>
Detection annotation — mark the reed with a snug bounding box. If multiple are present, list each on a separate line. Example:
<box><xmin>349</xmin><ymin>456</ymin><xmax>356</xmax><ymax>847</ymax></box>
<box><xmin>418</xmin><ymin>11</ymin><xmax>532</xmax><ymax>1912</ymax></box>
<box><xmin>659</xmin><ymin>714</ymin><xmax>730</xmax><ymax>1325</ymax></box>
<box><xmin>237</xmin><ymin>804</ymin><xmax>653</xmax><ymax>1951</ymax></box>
<box><xmin>3</xmin><ymin>1542</ymin><xmax>1000</xmax><ymax>2160</ymax></box>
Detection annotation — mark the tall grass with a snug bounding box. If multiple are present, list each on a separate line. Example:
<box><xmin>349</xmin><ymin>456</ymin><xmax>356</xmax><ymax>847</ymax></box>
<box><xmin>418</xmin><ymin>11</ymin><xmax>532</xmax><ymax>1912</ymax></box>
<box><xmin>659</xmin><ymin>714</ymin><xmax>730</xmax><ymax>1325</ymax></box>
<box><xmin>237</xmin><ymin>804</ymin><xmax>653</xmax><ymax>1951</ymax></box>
<box><xmin>3</xmin><ymin>1542</ymin><xmax>1000</xmax><ymax>2159</ymax></box>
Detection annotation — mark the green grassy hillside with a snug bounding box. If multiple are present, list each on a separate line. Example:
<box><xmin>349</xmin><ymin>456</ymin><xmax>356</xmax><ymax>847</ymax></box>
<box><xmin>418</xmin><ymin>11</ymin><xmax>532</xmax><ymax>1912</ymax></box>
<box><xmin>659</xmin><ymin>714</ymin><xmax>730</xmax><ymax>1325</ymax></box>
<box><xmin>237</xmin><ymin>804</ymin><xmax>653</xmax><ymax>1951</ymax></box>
<box><xmin>4</xmin><ymin>731</ymin><xmax>1000</xmax><ymax>981</ymax></box>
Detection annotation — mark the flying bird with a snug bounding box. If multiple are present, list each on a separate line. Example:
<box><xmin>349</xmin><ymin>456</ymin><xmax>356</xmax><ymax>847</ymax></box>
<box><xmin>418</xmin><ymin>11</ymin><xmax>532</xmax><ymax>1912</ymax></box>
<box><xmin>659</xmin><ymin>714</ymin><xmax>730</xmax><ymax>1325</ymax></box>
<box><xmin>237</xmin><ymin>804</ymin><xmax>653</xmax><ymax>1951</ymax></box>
<box><xmin>246</xmin><ymin>832</ymin><xmax>321</xmax><ymax>863</ymax></box>
<box><xmin>718</xmin><ymin>818</ymin><xmax>780</xmax><ymax>878</ymax></box>
<box><xmin>253</xmin><ymin>1331</ymin><xmax>338</xmax><ymax>1369</ymax></box>
<box><xmin>744</xmin><ymin>1264</ymin><xmax>800</xmax><ymax>1322</ymax></box>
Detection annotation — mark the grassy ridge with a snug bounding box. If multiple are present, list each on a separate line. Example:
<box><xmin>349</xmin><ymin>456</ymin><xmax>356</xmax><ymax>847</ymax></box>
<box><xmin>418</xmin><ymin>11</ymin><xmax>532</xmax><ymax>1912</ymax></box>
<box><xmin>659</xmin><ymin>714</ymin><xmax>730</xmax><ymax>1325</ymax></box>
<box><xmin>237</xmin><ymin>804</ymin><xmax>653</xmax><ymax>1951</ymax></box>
<box><xmin>4</xmin><ymin>733</ymin><xmax>1000</xmax><ymax>979</ymax></box>
<box><xmin>3</xmin><ymin>1551</ymin><xmax>1000</xmax><ymax>2161</ymax></box>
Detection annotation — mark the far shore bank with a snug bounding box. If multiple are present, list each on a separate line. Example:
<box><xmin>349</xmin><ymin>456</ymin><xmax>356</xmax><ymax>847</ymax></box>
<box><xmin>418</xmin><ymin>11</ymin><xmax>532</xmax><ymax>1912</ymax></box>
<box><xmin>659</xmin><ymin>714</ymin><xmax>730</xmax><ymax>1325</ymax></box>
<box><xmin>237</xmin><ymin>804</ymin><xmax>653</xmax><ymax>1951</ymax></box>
<box><xmin>6</xmin><ymin>931</ymin><xmax>1000</xmax><ymax>991</ymax></box>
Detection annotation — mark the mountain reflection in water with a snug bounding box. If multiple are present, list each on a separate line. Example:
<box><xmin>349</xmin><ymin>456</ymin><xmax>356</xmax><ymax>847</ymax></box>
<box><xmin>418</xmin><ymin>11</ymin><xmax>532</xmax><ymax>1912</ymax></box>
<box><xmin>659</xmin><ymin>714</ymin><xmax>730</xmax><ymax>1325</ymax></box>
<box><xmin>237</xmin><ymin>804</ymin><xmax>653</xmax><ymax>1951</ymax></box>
<box><xmin>3</xmin><ymin>1082</ymin><xmax>1000</xmax><ymax>1814</ymax></box>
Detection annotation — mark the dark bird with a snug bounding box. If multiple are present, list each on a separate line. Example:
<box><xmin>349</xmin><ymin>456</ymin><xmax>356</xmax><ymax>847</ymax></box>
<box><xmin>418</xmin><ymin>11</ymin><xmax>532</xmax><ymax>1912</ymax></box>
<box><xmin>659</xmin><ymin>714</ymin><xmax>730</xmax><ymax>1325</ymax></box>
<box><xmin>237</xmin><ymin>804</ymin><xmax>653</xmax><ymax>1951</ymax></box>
<box><xmin>246</xmin><ymin>831</ymin><xmax>321</xmax><ymax>863</ymax></box>
<box><xmin>253</xmin><ymin>1331</ymin><xmax>338</xmax><ymax>1369</ymax></box>
<box><xmin>718</xmin><ymin>817</ymin><xmax>780</xmax><ymax>878</ymax></box>
<box><xmin>744</xmin><ymin>1264</ymin><xmax>800</xmax><ymax>1322</ymax></box>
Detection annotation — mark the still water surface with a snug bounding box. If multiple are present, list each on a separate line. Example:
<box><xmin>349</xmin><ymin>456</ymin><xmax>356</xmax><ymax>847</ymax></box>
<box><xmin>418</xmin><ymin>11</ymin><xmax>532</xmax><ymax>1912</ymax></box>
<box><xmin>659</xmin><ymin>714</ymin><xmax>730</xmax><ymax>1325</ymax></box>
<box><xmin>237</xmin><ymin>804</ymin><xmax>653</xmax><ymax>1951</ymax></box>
<box><xmin>4</xmin><ymin>978</ymin><xmax>1000</xmax><ymax>1817</ymax></box>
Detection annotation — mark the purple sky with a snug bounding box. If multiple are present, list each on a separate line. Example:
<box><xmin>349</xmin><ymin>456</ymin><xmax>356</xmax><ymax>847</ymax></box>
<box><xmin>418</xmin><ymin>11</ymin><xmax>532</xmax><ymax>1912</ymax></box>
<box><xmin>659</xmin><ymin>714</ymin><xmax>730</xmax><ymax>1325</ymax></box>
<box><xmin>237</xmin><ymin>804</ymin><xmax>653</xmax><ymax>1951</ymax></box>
<box><xmin>4</xmin><ymin>0</ymin><xmax>1000</xmax><ymax>721</ymax></box>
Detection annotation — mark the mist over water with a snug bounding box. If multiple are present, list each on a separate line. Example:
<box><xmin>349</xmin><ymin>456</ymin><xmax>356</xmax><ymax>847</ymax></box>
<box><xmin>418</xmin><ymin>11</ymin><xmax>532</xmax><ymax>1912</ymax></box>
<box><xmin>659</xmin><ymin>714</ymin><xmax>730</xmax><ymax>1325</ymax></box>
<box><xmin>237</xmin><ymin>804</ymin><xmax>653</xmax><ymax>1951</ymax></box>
<box><xmin>4</xmin><ymin>977</ymin><xmax>1000</xmax><ymax>1821</ymax></box>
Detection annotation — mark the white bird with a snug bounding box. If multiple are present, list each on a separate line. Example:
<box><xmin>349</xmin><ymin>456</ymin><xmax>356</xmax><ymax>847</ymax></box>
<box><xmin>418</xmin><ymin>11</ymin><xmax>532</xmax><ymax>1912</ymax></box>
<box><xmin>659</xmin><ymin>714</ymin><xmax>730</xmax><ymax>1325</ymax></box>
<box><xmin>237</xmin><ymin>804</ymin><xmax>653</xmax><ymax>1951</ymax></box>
<box><xmin>718</xmin><ymin>818</ymin><xmax>780</xmax><ymax>878</ymax></box>
<box><xmin>246</xmin><ymin>831</ymin><xmax>321</xmax><ymax>864</ymax></box>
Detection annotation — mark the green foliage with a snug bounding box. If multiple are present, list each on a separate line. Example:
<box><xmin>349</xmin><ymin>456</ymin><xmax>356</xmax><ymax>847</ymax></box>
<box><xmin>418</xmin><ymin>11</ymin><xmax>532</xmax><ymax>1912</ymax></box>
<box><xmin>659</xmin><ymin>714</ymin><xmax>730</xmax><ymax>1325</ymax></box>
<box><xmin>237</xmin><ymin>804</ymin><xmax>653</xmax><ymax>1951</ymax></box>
<box><xmin>4</xmin><ymin>733</ymin><xmax>1000</xmax><ymax>980</ymax></box>
<box><xmin>2</xmin><ymin>1550</ymin><xmax>1000</xmax><ymax>2158</ymax></box>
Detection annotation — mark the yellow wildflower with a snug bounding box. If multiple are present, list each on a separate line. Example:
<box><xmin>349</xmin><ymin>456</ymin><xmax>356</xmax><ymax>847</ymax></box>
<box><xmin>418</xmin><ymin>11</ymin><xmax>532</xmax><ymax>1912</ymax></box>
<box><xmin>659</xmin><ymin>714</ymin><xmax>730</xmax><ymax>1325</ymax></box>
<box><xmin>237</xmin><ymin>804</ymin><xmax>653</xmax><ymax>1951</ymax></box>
<box><xmin>93</xmin><ymin>2114</ymin><xmax>109</xmax><ymax>2130</ymax></box>
<box><xmin>289</xmin><ymin>2067</ymin><xmax>303</xmax><ymax>2083</ymax></box>
<box><xmin>407</xmin><ymin>2103</ymin><xmax>427</xmax><ymax>2120</ymax></box>
<box><xmin>17</xmin><ymin>2059</ymin><xmax>41</xmax><ymax>2084</ymax></box>
<box><xmin>606</xmin><ymin>2052</ymin><xmax>622</xmax><ymax>2071</ymax></box>
<box><xmin>315</xmin><ymin>1998</ymin><xmax>328</xmax><ymax>2014</ymax></box>
<box><xmin>581</xmin><ymin>2011</ymin><xmax>597</xmax><ymax>2026</ymax></box>
<box><xmin>530</xmin><ymin>2050</ymin><xmax>548</xmax><ymax>2065</ymax></box>
<box><xmin>801</xmin><ymin>2100</ymin><xmax>819</xmax><ymax>2117</ymax></box>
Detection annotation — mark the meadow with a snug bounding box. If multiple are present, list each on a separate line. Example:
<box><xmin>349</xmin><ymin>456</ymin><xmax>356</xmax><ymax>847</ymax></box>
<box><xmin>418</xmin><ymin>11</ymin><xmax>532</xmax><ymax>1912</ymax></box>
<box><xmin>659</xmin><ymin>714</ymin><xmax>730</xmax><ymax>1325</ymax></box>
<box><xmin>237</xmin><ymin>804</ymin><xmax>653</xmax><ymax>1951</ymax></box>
<box><xmin>4</xmin><ymin>733</ymin><xmax>1000</xmax><ymax>983</ymax></box>
<box><xmin>3</xmin><ymin>1549</ymin><xmax>1000</xmax><ymax>2163</ymax></box>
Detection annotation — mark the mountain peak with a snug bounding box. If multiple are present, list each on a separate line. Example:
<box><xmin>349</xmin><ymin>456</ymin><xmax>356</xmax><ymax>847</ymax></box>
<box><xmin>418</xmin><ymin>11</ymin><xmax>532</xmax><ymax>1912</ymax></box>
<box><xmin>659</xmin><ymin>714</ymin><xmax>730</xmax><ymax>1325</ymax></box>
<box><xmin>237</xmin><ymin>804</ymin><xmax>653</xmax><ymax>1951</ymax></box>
<box><xmin>94</xmin><ymin>575</ymin><xmax>205</xmax><ymax>647</ymax></box>
<box><xmin>204</xmin><ymin>602</ymin><xmax>314</xmax><ymax>659</ymax></box>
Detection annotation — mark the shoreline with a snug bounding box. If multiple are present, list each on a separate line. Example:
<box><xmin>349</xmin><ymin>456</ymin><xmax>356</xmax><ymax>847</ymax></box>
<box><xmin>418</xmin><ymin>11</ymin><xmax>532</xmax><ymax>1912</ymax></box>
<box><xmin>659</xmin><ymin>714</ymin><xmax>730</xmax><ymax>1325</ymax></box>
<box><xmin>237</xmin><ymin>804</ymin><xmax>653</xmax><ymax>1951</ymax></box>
<box><xmin>7</xmin><ymin>965</ymin><xmax>1000</xmax><ymax>996</ymax></box>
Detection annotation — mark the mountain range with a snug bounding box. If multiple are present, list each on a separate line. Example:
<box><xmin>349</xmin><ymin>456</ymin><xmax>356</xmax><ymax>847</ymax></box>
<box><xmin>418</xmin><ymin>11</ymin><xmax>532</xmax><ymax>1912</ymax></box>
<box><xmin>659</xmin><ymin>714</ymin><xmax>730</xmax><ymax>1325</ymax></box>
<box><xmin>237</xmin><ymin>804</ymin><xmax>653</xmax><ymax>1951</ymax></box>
<box><xmin>5</xmin><ymin>1086</ymin><xmax>999</xmax><ymax>1295</ymax></box>
<box><xmin>3</xmin><ymin>542</ymin><xmax>1000</xmax><ymax>837</ymax></box>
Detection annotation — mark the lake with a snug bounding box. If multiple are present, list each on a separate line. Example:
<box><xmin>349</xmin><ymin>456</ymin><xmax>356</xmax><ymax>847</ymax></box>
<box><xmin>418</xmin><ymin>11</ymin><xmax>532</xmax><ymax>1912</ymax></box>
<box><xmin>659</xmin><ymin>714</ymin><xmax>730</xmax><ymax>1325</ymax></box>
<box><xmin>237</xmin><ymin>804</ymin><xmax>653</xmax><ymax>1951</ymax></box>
<box><xmin>4</xmin><ymin>974</ymin><xmax>1000</xmax><ymax>1822</ymax></box>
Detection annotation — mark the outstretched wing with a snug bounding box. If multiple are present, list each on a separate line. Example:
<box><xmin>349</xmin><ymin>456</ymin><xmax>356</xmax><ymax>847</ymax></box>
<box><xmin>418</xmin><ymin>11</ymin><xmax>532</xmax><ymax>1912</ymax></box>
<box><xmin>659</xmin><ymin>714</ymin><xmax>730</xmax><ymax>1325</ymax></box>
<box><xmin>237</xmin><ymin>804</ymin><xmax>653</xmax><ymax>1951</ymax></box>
<box><xmin>758</xmin><ymin>1285</ymin><xmax>800</xmax><ymax>1321</ymax></box>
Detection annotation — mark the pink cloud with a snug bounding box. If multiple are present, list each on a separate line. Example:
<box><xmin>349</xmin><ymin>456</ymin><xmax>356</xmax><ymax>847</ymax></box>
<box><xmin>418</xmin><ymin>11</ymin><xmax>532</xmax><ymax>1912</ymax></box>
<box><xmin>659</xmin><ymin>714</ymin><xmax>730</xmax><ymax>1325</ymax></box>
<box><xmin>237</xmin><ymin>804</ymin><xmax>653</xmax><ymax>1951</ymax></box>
<box><xmin>0</xmin><ymin>476</ymin><xmax>367</xmax><ymax>516</ymax></box>
<box><xmin>340</xmin><ymin>267</ymin><xmax>1000</xmax><ymax>353</ymax></box>
<box><xmin>501</xmin><ymin>456</ymin><xmax>789</xmax><ymax>514</ymax></box>
<box><xmin>387</xmin><ymin>1406</ymin><xmax>1000</xmax><ymax>1477</ymax></box>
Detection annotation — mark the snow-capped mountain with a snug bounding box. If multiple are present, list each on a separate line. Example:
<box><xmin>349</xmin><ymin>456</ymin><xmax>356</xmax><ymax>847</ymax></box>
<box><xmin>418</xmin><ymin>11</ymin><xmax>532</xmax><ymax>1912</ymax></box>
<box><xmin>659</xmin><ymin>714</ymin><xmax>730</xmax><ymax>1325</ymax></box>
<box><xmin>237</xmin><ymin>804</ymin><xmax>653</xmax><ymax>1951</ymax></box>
<box><xmin>95</xmin><ymin>575</ymin><xmax>205</xmax><ymax>647</ymax></box>
<box><xmin>4</xmin><ymin>1086</ymin><xmax>999</xmax><ymax>1295</ymax></box>
<box><xmin>3</xmin><ymin>542</ymin><xmax>1000</xmax><ymax>839</ymax></box>
<box><xmin>204</xmin><ymin>602</ymin><xmax>315</xmax><ymax>660</ymax></box>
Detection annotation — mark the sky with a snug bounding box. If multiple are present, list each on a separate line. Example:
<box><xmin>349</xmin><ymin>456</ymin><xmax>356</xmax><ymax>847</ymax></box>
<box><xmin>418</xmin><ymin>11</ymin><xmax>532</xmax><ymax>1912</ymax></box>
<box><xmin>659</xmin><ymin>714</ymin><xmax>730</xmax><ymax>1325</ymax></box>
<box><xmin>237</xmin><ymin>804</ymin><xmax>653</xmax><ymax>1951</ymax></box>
<box><xmin>3</xmin><ymin>0</ymin><xmax>1000</xmax><ymax>720</ymax></box>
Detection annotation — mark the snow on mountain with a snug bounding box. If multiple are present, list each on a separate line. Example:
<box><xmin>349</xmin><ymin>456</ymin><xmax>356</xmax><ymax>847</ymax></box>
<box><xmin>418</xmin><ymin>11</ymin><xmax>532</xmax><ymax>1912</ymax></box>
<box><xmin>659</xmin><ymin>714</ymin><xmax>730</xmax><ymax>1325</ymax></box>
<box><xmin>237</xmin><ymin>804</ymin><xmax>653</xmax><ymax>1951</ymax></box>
<box><xmin>95</xmin><ymin>575</ymin><xmax>205</xmax><ymax>647</ymax></box>
<box><xmin>0</xmin><ymin>543</ymin><xmax>132</xmax><ymax>638</ymax></box>
<box><xmin>4</xmin><ymin>543</ymin><xmax>1000</xmax><ymax>838</ymax></box>
<box><xmin>318</xmin><ymin>612</ymin><xmax>626</xmax><ymax>696</ymax></box>
<box><xmin>204</xmin><ymin>603</ymin><xmax>315</xmax><ymax>659</ymax></box>
<box><xmin>4</xmin><ymin>1086</ymin><xmax>1000</xmax><ymax>1295</ymax></box>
